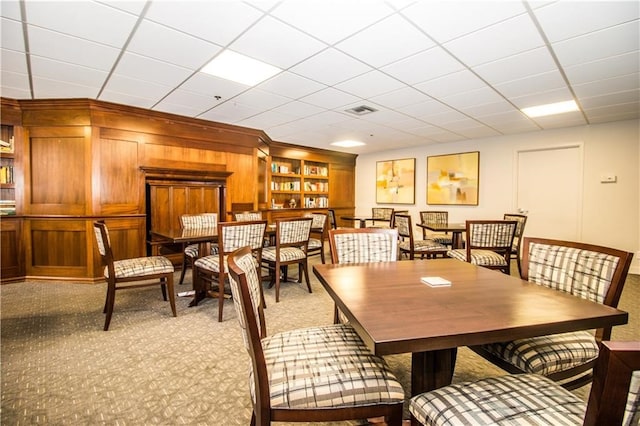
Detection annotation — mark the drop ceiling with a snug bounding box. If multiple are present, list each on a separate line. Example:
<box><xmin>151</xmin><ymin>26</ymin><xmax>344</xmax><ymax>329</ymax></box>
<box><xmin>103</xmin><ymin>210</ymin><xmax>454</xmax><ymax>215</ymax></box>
<box><xmin>1</xmin><ymin>0</ymin><xmax>638</xmax><ymax>154</ymax></box>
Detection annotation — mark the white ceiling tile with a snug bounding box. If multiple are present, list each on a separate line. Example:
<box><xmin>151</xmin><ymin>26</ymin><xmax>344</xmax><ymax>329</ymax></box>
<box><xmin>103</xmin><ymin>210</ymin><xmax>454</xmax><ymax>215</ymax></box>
<box><xmin>24</xmin><ymin>0</ymin><xmax>137</xmax><ymax>47</ymax></box>
<box><xmin>510</xmin><ymin>86</ymin><xmax>575</xmax><ymax>109</ymax></box>
<box><xmin>402</xmin><ymin>0</ymin><xmax>526</xmax><ymax>43</ymax></box>
<box><xmin>238</xmin><ymin>110</ymin><xmax>296</xmax><ymax>129</ymax></box>
<box><xmin>290</xmin><ymin>48</ymin><xmax>372</xmax><ymax>86</ymax></box>
<box><xmin>444</xmin><ymin>14</ymin><xmax>544</xmax><ymax>66</ymax></box>
<box><xmin>128</xmin><ymin>20</ymin><xmax>222</xmax><ymax>69</ymax></box>
<box><xmin>473</xmin><ymin>47</ymin><xmax>557</xmax><ymax>85</ymax></box>
<box><xmin>395</xmin><ymin>98</ymin><xmax>455</xmax><ymax>118</ymax></box>
<box><xmin>356</xmin><ymin>108</ymin><xmax>412</xmax><ymax>125</ymax></box>
<box><xmin>231</xmin><ymin>88</ymin><xmax>292</xmax><ymax>110</ymax></box>
<box><xmin>27</xmin><ymin>25</ymin><xmax>121</xmax><ymax>71</ymax></box>
<box><xmin>154</xmin><ymin>101</ymin><xmax>211</xmax><ymax>119</ymax></box>
<box><xmin>459</xmin><ymin>100</ymin><xmax>516</xmax><ymax>117</ymax></box>
<box><xmin>32</xmin><ymin>76</ymin><xmax>99</xmax><ymax>98</ymax></box>
<box><xmin>369</xmin><ymin>86</ymin><xmax>432</xmax><ymax>109</ymax></box>
<box><xmin>381</xmin><ymin>46</ymin><xmax>465</xmax><ymax>85</ymax></box>
<box><xmin>335</xmin><ymin>13</ymin><xmax>435</xmax><ymax>68</ymax></box>
<box><xmin>494</xmin><ymin>70</ymin><xmax>566</xmax><ymax>98</ymax></box>
<box><xmin>99</xmin><ymin>90</ymin><xmax>157</xmax><ymax>109</ymax></box>
<box><xmin>145</xmin><ymin>1</ymin><xmax>263</xmax><ymax>47</ymax></box>
<box><xmin>30</xmin><ymin>56</ymin><xmax>108</xmax><ymax>88</ymax></box>
<box><xmin>298</xmin><ymin>87</ymin><xmax>361</xmax><ymax>109</ymax></box>
<box><xmin>580</xmin><ymin>89</ymin><xmax>640</xmax><ymax>109</ymax></box>
<box><xmin>113</xmin><ymin>52</ymin><xmax>193</xmax><ymax>86</ymax></box>
<box><xmin>574</xmin><ymin>74</ymin><xmax>640</xmax><ymax>99</ymax></box>
<box><xmin>199</xmin><ymin>101</ymin><xmax>263</xmax><ymax>124</ymax></box>
<box><xmin>1</xmin><ymin>69</ymin><xmax>30</xmax><ymax>94</ymax></box>
<box><xmin>271</xmin><ymin>0</ymin><xmax>395</xmax><ymax>45</ymax></box>
<box><xmin>1</xmin><ymin>48</ymin><xmax>28</xmax><ymax>74</ymax></box>
<box><xmin>1</xmin><ymin>17</ymin><xmax>25</xmax><ymax>51</ymax></box>
<box><xmin>533</xmin><ymin>1</ymin><xmax>640</xmax><ymax>42</ymax></box>
<box><xmin>298</xmin><ymin>110</ymin><xmax>353</xmax><ymax>126</ymax></box>
<box><xmin>0</xmin><ymin>1</ymin><xmax>21</xmax><ymax>19</ymax></box>
<box><xmin>477</xmin><ymin>110</ymin><xmax>539</xmax><ymax>132</ymax></box>
<box><xmin>415</xmin><ymin>70</ymin><xmax>486</xmax><ymax>98</ymax></box>
<box><xmin>564</xmin><ymin>51</ymin><xmax>640</xmax><ymax>85</ymax></box>
<box><xmin>441</xmin><ymin>86</ymin><xmax>505</xmax><ymax>109</ymax></box>
<box><xmin>456</xmin><ymin>125</ymin><xmax>501</xmax><ymax>139</ymax></box>
<box><xmin>229</xmin><ymin>16</ymin><xmax>327</xmax><ymax>69</ymax></box>
<box><xmin>553</xmin><ymin>21</ymin><xmax>640</xmax><ymax>67</ymax></box>
<box><xmin>155</xmin><ymin>88</ymin><xmax>221</xmax><ymax>113</ymax></box>
<box><xmin>103</xmin><ymin>74</ymin><xmax>171</xmax><ymax>101</ymax></box>
<box><xmin>422</xmin><ymin>109</ymin><xmax>469</xmax><ymax>126</ymax></box>
<box><xmin>271</xmin><ymin>101</ymin><xmax>325</xmax><ymax>118</ymax></box>
<box><xmin>180</xmin><ymin>73</ymin><xmax>248</xmax><ymax>100</ymax></box>
<box><xmin>533</xmin><ymin>111</ymin><xmax>586</xmax><ymax>129</ymax></box>
<box><xmin>96</xmin><ymin>1</ymin><xmax>147</xmax><ymax>15</ymax></box>
<box><xmin>334</xmin><ymin>70</ymin><xmax>405</xmax><ymax>99</ymax></box>
<box><xmin>585</xmin><ymin>102</ymin><xmax>640</xmax><ymax>122</ymax></box>
<box><xmin>256</xmin><ymin>72</ymin><xmax>326</xmax><ymax>99</ymax></box>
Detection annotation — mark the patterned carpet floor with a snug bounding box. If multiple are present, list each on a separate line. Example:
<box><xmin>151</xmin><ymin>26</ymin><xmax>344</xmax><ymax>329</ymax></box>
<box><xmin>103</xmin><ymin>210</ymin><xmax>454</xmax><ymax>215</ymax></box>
<box><xmin>1</xmin><ymin>255</ymin><xmax>638</xmax><ymax>425</ymax></box>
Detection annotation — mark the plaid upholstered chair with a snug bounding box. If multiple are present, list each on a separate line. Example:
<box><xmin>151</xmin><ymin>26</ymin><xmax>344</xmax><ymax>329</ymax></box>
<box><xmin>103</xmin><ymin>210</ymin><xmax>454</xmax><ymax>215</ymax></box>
<box><xmin>227</xmin><ymin>246</ymin><xmax>405</xmax><ymax>426</ymax></box>
<box><xmin>410</xmin><ymin>341</ymin><xmax>640</xmax><ymax>426</ymax></box>
<box><xmin>419</xmin><ymin>211</ymin><xmax>452</xmax><ymax>247</ymax></box>
<box><xmin>370</xmin><ymin>207</ymin><xmax>394</xmax><ymax>227</ymax></box>
<box><xmin>234</xmin><ymin>211</ymin><xmax>263</xmax><ymax>221</ymax></box>
<box><xmin>306</xmin><ymin>212</ymin><xmax>328</xmax><ymax>264</ymax></box>
<box><xmin>93</xmin><ymin>220</ymin><xmax>176</xmax><ymax>331</ymax></box>
<box><xmin>261</xmin><ymin>217</ymin><xmax>313</xmax><ymax>303</ymax></box>
<box><xmin>470</xmin><ymin>237</ymin><xmax>634</xmax><ymax>390</ymax></box>
<box><xmin>179</xmin><ymin>213</ymin><xmax>218</xmax><ymax>285</ymax></box>
<box><xmin>193</xmin><ymin>220</ymin><xmax>267</xmax><ymax>322</ymax></box>
<box><xmin>328</xmin><ymin>228</ymin><xmax>398</xmax><ymax>323</ymax></box>
<box><xmin>395</xmin><ymin>214</ymin><xmax>448</xmax><ymax>260</ymax></box>
<box><xmin>446</xmin><ymin>220</ymin><xmax>517</xmax><ymax>274</ymax></box>
<box><xmin>503</xmin><ymin>213</ymin><xmax>528</xmax><ymax>276</ymax></box>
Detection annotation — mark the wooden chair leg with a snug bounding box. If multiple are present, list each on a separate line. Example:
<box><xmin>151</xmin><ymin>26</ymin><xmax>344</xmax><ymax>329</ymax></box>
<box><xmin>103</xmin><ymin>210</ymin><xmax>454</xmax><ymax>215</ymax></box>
<box><xmin>166</xmin><ymin>274</ymin><xmax>177</xmax><ymax>317</ymax></box>
<box><xmin>275</xmin><ymin>261</ymin><xmax>281</xmax><ymax>303</ymax></box>
<box><xmin>103</xmin><ymin>282</ymin><xmax>116</xmax><ymax>331</ymax></box>
<box><xmin>217</xmin><ymin>272</ymin><xmax>225</xmax><ymax>322</ymax></box>
<box><xmin>302</xmin><ymin>261</ymin><xmax>312</xmax><ymax>293</ymax></box>
<box><xmin>179</xmin><ymin>256</ymin><xmax>188</xmax><ymax>284</ymax></box>
<box><xmin>160</xmin><ymin>282</ymin><xmax>168</xmax><ymax>301</ymax></box>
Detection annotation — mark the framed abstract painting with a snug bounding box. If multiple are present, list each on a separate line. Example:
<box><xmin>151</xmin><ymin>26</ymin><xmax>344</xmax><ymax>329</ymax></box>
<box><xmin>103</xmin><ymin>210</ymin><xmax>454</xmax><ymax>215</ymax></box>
<box><xmin>376</xmin><ymin>158</ymin><xmax>415</xmax><ymax>204</ymax></box>
<box><xmin>427</xmin><ymin>151</ymin><xmax>479</xmax><ymax>205</ymax></box>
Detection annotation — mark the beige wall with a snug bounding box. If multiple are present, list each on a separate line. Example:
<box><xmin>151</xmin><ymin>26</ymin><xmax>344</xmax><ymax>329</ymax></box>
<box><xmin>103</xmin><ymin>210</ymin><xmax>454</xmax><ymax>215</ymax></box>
<box><xmin>355</xmin><ymin>119</ymin><xmax>640</xmax><ymax>273</ymax></box>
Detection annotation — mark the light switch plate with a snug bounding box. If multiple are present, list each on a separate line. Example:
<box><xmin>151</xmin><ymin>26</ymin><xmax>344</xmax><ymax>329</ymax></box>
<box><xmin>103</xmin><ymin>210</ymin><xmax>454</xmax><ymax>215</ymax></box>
<box><xmin>600</xmin><ymin>174</ymin><xmax>617</xmax><ymax>183</ymax></box>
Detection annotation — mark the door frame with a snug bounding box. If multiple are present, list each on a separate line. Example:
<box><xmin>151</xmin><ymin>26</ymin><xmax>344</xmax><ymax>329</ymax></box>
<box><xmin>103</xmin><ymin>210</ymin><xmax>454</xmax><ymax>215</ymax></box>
<box><xmin>512</xmin><ymin>142</ymin><xmax>584</xmax><ymax>241</ymax></box>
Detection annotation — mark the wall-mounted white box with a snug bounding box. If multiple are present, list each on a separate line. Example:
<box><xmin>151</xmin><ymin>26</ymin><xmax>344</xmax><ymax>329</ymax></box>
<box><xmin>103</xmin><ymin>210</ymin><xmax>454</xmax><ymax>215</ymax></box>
<box><xmin>600</xmin><ymin>174</ymin><xmax>617</xmax><ymax>183</ymax></box>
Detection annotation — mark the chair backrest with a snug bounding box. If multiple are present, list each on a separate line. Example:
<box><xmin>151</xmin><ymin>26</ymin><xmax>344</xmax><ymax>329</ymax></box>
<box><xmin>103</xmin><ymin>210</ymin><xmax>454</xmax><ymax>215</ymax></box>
<box><xmin>503</xmin><ymin>213</ymin><xmax>527</xmax><ymax>251</ymax></box>
<box><xmin>218</xmin><ymin>220</ymin><xmax>268</xmax><ymax>256</ymax></box>
<box><xmin>327</xmin><ymin>209</ymin><xmax>337</xmax><ymax>229</ymax></box>
<box><xmin>394</xmin><ymin>214</ymin><xmax>414</xmax><ymax>243</ymax></box>
<box><xmin>521</xmin><ymin>237</ymin><xmax>633</xmax><ymax>339</ymax></box>
<box><xmin>465</xmin><ymin>219</ymin><xmax>516</xmax><ymax>252</ymax></box>
<box><xmin>390</xmin><ymin>210</ymin><xmax>408</xmax><ymax>228</ymax></box>
<box><xmin>372</xmin><ymin>207</ymin><xmax>394</xmax><ymax>221</ymax></box>
<box><xmin>274</xmin><ymin>217</ymin><xmax>313</xmax><ymax>249</ymax></box>
<box><xmin>420</xmin><ymin>211</ymin><xmax>448</xmax><ymax>225</ymax></box>
<box><xmin>93</xmin><ymin>220</ymin><xmax>117</xmax><ymax>279</ymax></box>
<box><xmin>180</xmin><ymin>212</ymin><xmax>218</xmax><ymax>229</ymax></box>
<box><xmin>226</xmin><ymin>246</ymin><xmax>270</xmax><ymax>416</ymax></box>
<box><xmin>234</xmin><ymin>211</ymin><xmax>263</xmax><ymax>221</ymax></box>
<box><xmin>329</xmin><ymin>228</ymin><xmax>398</xmax><ymax>264</ymax></box>
<box><xmin>584</xmin><ymin>341</ymin><xmax>640</xmax><ymax>426</ymax></box>
<box><xmin>309</xmin><ymin>212</ymin><xmax>327</xmax><ymax>231</ymax></box>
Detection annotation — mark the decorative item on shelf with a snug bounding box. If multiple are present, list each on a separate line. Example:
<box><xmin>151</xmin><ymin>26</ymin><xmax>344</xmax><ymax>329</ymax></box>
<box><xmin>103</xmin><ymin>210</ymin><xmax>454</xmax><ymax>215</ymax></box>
<box><xmin>0</xmin><ymin>136</ymin><xmax>14</xmax><ymax>154</ymax></box>
<box><xmin>289</xmin><ymin>198</ymin><xmax>297</xmax><ymax>208</ymax></box>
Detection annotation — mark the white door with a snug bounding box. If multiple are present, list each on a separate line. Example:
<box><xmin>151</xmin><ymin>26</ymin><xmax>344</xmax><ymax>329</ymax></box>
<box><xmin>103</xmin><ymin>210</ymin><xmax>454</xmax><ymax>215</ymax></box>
<box><xmin>515</xmin><ymin>145</ymin><xmax>583</xmax><ymax>241</ymax></box>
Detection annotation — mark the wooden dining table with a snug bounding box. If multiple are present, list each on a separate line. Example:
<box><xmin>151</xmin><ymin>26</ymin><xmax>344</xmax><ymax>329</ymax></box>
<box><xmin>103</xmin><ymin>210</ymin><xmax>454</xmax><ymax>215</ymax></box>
<box><xmin>312</xmin><ymin>258</ymin><xmax>628</xmax><ymax>396</ymax></box>
<box><xmin>417</xmin><ymin>222</ymin><xmax>466</xmax><ymax>248</ymax></box>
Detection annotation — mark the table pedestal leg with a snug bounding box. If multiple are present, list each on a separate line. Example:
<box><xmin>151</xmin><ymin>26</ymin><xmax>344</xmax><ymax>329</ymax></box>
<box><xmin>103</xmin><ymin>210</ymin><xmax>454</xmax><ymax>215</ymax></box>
<box><xmin>411</xmin><ymin>348</ymin><xmax>457</xmax><ymax>396</ymax></box>
<box><xmin>189</xmin><ymin>241</ymin><xmax>209</xmax><ymax>307</ymax></box>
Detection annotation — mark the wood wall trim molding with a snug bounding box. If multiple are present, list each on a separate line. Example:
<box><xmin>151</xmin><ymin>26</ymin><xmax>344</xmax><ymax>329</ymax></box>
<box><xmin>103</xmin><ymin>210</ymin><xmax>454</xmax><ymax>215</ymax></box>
<box><xmin>140</xmin><ymin>166</ymin><xmax>233</xmax><ymax>182</ymax></box>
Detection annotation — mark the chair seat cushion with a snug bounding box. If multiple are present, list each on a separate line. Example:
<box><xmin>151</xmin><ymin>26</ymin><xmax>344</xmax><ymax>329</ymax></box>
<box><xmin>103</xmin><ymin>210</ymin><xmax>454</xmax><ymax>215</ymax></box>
<box><xmin>307</xmin><ymin>238</ymin><xmax>322</xmax><ymax>249</ymax></box>
<box><xmin>429</xmin><ymin>233</ymin><xmax>452</xmax><ymax>245</ymax></box>
<box><xmin>447</xmin><ymin>248</ymin><xmax>508</xmax><ymax>267</ymax></box>
<box><xmin>479</xmin><ymin>330</ymin><xmax>599</xmax><ymax>376</ymax></box>
<box><xmin>108</xmin><ymin>256</ymin><xmax>174</xmax><ymax>278</ymax></box>
<box><xmin>262</xmin><ymin>247</ymin><xmax>307</xmax><ymax>262</ymax></box>
<box><xmin>255</xmin><ymin>323</ymin><xmax>405</xmax><ymax>409</ymax></box>
<box><xmin>184</xmin><ymin>243</ymin><xmax>219</xmax><ymax>259</ymax></box>
<box><xmin>409</xmin><ymin>373</ymin><xmax>585</xmax><ymax>425</ymax></box>
<box><xmin>399</xmin><ymin>240</ymin><xmax>447</xmax><ymax>253</ymax></box>
<box><xmin>194</xmin><ymin>254</ymin><xmax>258</xmax><ymax>273</ymax></box>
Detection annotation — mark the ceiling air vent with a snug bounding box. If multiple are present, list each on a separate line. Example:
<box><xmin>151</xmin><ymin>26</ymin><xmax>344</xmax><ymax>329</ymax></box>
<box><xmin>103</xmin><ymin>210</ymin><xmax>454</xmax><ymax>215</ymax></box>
<box><xmin>345</xmin><ymin>105</ymin><xmax>377</xmax><ymax>116</ymax></box>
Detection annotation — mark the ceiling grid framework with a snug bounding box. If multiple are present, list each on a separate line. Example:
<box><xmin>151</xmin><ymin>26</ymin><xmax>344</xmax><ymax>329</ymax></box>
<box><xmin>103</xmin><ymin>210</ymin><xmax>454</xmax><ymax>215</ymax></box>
<box><xmin>0</xmin><ymin>0</ymin><xmax>638</xmax><ymax>154</ymax></box>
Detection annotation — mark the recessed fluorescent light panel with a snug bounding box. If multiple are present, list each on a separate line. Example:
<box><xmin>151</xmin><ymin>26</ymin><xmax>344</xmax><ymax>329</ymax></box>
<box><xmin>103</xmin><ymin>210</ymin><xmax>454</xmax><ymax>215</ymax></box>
<box><xmin>521</xmin><ymin>100</ymin><xmax>579</xmax><ymax>118</ymax></box>
<box><xmin>201</xmin><ymin>50</ymin><xmax>281</xmax><ymax>86</ymax></box>
<box><xmin>331</xmin><ymin>140</ymin><xmax>365</xmax><ymax>148</ymax></box>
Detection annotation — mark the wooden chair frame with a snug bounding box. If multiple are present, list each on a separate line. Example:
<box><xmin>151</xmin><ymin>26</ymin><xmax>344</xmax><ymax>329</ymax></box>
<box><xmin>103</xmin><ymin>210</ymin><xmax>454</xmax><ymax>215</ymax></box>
<box><xmin>470</xmin><ymin>237</ymin><xmax>634</xmax><ymax>390</ymax></box>
<box><xmin>228</xmin><ymin>246</ymin><xmax>404</xmax><ymax>426</ymax></box>
<box><xmin>503</xmin><ymin>213</ymin><xmax>528</xmax><ymax>276</ymax></box>
<box><xmin>179</xmin><ymin>212</ymin><xmax>218</xmax><ymax>285</ymax></box>
<box><xmin>395</xmin><ymin>214</ymin><xmax>448</xmax><ymax>260</ymax></box>
<box><xmin>306</xmin><ymin>212</ymin><xmax>328</xmax><ymax>264</ymax></box>
<box><xmin>93</xmin><ymin>220</ymin><xmax>176</xmax><ymax>331</ymax></box>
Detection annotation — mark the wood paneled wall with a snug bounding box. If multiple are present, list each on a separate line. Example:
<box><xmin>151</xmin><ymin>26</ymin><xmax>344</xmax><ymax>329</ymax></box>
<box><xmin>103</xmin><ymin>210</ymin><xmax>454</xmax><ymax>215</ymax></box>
<box><xmin>1</xmin><ymin>97</ymin><xmax>356</xmax><ymax>283</ymax></box>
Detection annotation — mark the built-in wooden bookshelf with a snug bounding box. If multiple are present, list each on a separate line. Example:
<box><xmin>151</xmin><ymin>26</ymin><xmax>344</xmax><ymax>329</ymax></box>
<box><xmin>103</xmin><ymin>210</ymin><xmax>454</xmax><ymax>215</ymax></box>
<box><xmin>268</xmin><ymin>157</ymin><xmax>329</xmax><ymax>209</ymax></box>
<box><xmin>0</xmin><ymin>125</ymin><xmax>16</xmax><ymax>216</ymax></box>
